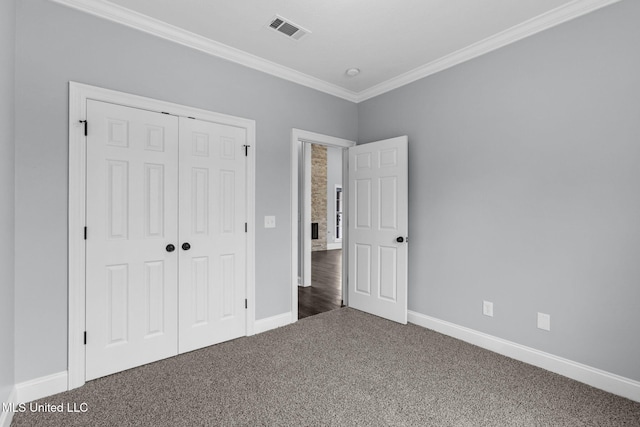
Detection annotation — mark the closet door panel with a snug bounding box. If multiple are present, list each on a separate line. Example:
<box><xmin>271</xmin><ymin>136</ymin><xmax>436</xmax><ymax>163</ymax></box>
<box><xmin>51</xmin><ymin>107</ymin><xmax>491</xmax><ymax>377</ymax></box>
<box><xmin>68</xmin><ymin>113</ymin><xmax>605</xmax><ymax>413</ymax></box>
<box><xmin>178</xmin><ymin>118</ymin><xmax>247</xmax><ymax>353</ymax></box>
<box><xmin>85</xmin><ymin>100</ymin><xmax>179</xmax><ymax>380</ymax></box>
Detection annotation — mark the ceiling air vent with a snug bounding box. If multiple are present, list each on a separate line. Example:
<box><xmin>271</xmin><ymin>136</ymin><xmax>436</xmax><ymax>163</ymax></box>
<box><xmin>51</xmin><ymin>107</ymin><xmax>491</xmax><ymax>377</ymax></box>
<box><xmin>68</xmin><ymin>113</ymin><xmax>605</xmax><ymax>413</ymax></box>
<box><xmin>267</xmin><ymin>15</ymin><xmax>310</xmax><ymax>41</ymax></box>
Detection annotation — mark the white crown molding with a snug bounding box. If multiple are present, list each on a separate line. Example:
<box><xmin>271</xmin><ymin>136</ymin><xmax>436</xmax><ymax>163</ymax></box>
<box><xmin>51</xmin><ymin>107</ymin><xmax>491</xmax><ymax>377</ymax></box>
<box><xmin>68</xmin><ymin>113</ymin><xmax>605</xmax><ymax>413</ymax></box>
<box><xmin>408</xmin><ymin>311</ymin><xmax>640</xmax><ymax>403</ymax></box>
<box><xmin>50</xmin><ymin>0</ymin><xmax>359</xmax><ymax>102</ymax></box>
<box><xmin>51</xmin><ymin>0</ymin><xmax>622</xmax><ymax>103</ymax></box>
<box><xmin>356</xmin><ymin>0</ymin><xmax>623</xmax><ymax>102</ymax></box>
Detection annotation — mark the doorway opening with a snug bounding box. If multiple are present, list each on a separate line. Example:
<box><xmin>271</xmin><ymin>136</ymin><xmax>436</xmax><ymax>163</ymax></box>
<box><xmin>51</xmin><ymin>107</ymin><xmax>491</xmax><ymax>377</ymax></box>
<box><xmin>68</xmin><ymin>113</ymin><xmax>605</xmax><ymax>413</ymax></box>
<box><xmin>298</xmin><ymin>143</ymin><xmax>344</xmax><ymax>319</ymax></box>
<box><xmin>290</xmin><ymin>130</ymin><xmax>355</xmax><ymax>323</ymax></box>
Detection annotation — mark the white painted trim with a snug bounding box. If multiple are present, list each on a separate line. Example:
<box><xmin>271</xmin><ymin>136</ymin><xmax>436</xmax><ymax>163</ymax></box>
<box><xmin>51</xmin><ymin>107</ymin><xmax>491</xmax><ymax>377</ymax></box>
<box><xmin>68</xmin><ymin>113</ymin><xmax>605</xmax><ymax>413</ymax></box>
<box><xmin>291</xmin><ymin>130</ymin><xmax>355</xmax><ymax>323</ymax></box>
<box><xmin>0</xmin><ymin>387</ymin><xmax>17</xmax><ymax>427</ymax></box>
<box><xmin>15</xmin><ymin>372</ymin><xmax>68</xmax><ymax>404</ymax></box>
<box><xmin>303</xmin><ymin>143</ymin><xmax>312</xmax><ymax>288</ymax></box>
<box><xmin>245</xmin><ymin>121</ymin><xmax>257</xmax><ymax>338</ymax></box>
<box><xmin>68</xmin><ymin>83</ymin><xmax>87</xmax><ymax>391</ymax></box>
<box><xmin>340</xmin><ymin>149</ymin><xmax>350</xmax><ymax>307</ymax></box>
<box><xmin>50</xmin><ymin>0</ymin><xmax>358</xmax><ymax>103</ymax></box>
<box><xmin>53</xmin><ymin>0</ymin><xmax>621</xmax><ymax>103</ymax></box>
<box><xmin>253</xmin><ymin>312</ymin><xmax>293</xmax><ymax>335</ymax></box>
<box><xmin>357</xmin><ymin>0</ymin><xmax>624</xmax><ymax>102</ymax></box>
<box><xmin>326</xmin><ymin>243</ymin><xmax>342</xmax><ymax>250</ymax></box>
<box><xmin>68</xmin><ymin>82</ymin><xmax>257</xmax><ymax>389</ymax></box>
<box><xmin>290</xmin><ymin>133</ymin><xmax>300</xmax><ymax>323</ymax></box>
<box><xmin>408</xmin><ymin>311</ymin><xmax>640</xmax><ymax>403</ymax></box>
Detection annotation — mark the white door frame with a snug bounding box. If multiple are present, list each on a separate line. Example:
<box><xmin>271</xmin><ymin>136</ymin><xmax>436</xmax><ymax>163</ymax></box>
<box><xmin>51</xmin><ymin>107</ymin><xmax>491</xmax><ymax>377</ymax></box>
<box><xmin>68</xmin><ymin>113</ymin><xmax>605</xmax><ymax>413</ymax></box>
<box><xmin>68</xmin><ymin>82</ymin><xmax>256</xmax><ymax>390</ymax></box>
<box><xmin>290</xmin><ymin>129</ymin><xmax>355</xmax><ymax>323</ymax></box>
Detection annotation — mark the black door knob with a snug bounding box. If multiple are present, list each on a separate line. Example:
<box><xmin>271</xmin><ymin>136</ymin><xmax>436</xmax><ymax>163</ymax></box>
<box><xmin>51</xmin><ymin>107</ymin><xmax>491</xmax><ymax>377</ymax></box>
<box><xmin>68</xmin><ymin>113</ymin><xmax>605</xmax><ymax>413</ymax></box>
<box><xmin>166</xmin><ymin>244</ymin><xmax>175</xmax><ymax>252</ymax></box>
<box><xmin>182</xmin><ymin>242</ymin><xmax>191</xmax><ymax>251</ymax></box>
<box><xmin>396</xmin><ymin>237</ymin><xmax>404</xmax><ymax>243</ymax></box>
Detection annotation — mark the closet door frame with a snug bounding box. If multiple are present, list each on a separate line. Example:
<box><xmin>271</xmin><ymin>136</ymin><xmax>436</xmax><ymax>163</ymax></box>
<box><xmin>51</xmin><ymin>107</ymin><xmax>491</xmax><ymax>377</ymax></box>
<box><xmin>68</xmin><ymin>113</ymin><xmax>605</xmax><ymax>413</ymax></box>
<box><xmin>68</xmin><ymin>82</ymin><xmax>256</xmax><ymax>390</ymax></box>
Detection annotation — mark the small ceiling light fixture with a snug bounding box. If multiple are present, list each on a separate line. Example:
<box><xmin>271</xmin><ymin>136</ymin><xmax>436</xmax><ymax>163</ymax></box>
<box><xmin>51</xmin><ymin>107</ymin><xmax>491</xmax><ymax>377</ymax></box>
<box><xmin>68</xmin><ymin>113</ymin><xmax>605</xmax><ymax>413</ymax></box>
<box><xmin>345</xmin><ymin>68</ymin><xmax>361</xmax><ymax>77</ymax></box>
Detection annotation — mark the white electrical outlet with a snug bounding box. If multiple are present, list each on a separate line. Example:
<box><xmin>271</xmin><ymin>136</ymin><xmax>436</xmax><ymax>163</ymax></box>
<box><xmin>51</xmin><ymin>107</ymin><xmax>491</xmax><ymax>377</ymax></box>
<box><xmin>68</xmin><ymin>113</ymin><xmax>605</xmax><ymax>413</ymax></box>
<box><xmin>264</xmin><ymin>216</ymin><xmax>276</xmax><ymax>228</ymax></box>
<box><xmin>482</xmin><ymin>300</ymin><xmax>493</xmax><ymax>317</ymax></box>
<box><xmin>537</xmin><ymin>312</ymin><xmax>551</xmax><ymax>331</ymax></box>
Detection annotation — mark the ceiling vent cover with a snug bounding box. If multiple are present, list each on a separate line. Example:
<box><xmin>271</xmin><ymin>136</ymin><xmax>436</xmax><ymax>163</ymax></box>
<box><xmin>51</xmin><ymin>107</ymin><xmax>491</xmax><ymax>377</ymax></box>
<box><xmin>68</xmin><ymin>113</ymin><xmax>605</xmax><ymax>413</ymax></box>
<box><xmin>268</xmin><ymin>15</ymin><xmax>310</xmax><ymax>41</ymax></box>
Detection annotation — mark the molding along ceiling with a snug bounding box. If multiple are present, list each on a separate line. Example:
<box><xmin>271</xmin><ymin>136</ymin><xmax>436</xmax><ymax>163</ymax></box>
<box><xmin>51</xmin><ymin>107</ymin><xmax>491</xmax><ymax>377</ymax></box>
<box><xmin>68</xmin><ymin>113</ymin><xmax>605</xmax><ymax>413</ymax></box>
<box><xmin>52</xmin><ymin>0</ymin><xmax>623</xmax><ymax>103</ymax></box>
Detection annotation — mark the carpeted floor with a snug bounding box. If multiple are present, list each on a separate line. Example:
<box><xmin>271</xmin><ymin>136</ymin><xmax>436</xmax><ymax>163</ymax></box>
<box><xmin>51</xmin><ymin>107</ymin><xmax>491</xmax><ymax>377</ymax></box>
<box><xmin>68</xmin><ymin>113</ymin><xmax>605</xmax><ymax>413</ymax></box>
<box><xmin>11</xmin><ymin>308</ymin><xmax>640</xmax><ymax>426</ymax></box>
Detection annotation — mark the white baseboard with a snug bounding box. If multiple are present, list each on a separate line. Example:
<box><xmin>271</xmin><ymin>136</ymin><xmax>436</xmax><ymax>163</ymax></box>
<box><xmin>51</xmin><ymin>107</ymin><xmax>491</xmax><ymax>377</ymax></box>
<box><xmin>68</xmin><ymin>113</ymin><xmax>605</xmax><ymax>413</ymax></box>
<box><xmin>326</xmin><ymin>243</ymin><xmax>342</xmax><ymax>250</ymax></box>
<box><xmin>0</xmin><ymin>387</ymin><xmax>17</xmax><ymax>427</ymax></box>
<box><xmin>408</xmin><ymin>311</ymin><xmax>640</xmax><ymax>403</ymax></box>
<box><xmin>297</xmin><ymin>276</ymin><xmax>311</xmax><ymax>287</ymax></box>
<box><xmin>15</xmin><ymin>371</ymin><xmax>68</xmax><ymax>404</ymax></box>
<box><xmin>254</xmin><ymin>312</ymin><xmax>293</xmax><ymax>334</ymax></box>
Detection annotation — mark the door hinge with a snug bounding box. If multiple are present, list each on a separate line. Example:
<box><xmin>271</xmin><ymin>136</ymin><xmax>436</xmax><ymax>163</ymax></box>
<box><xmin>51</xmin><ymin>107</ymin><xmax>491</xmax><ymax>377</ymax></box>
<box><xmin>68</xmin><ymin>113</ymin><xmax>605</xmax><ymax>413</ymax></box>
<box><xmin>245</xmin><ymin>223</ymin><xmax>247</xmax><ymax>233</ymax></box>
<box><xmin>245</xmin><ymin>299</ymin><xmax>248</xmax><ymax>309</ymax></box>
<box><xmin>84</xmin><ymin>331</ymin><xmax>87</xmax><ymax>345</ymax></box>
<box><xmin>79</xmin><ymin>120</ymin><xmax>87</xmax><ymax>136</ymax></box>
<box><xmin>243</xmin><ymin>145</ymin><xmax>250</xmax><ymax>157</ymax></box>
<box><xmin>84</xmin><ymin>227</ymin><xmax>87</xmax><ymax>240</ymax></box>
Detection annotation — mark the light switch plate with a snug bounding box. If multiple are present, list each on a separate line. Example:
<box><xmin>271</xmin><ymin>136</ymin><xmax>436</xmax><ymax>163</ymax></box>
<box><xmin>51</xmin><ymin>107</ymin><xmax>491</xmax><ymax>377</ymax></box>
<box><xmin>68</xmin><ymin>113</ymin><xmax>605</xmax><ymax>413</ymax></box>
<box><xmin>483</xmin><ymin>300</ymin><xmax>493</xmax><ymax>317</ymax></box>
<box><xmin>264</xmin><ymin>216</ymin><xmax>276</xmax><ymax>228</ymax></box>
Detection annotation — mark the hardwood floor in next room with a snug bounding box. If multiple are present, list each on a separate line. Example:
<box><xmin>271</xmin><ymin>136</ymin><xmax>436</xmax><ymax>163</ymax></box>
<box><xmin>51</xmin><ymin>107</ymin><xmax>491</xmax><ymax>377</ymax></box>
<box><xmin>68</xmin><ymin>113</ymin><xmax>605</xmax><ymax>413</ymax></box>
<box><xmin>298</xmin><ymin>249</ymin><xmax>342</xmax><ymax>319</ymax></box>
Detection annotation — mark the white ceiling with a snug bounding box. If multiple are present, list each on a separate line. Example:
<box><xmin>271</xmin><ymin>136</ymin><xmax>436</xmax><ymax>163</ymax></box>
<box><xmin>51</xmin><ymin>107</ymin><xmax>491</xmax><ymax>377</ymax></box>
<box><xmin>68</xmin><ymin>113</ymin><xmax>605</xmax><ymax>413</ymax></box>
<box><xmin>57</xmin><ymin>0</ymin><xmax>621</xmax><ymax>102</ymax></box>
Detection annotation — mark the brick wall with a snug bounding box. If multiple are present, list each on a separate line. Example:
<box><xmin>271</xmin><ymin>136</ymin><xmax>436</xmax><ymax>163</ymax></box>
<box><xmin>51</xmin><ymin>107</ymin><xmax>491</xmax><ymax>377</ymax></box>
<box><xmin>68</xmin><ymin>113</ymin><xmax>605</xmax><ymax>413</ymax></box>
<box><xmin>311</xmin><ymin>144</ymin><xmax>327</xmax><ymax>251</ymax></box>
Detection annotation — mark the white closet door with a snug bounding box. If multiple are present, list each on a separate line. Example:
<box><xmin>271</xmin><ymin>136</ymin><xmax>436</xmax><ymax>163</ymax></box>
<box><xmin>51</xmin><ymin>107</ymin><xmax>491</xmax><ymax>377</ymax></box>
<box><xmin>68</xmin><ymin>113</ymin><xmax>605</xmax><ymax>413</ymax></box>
<box><xmin>348</xmin><ymin>136</ymin><xmax>408</xmax><ymax>324</ymax></box>
<box><xmin>178</xmin><ymin>117</ymin><xmax>247</xmax><ymax>353</ymax></box>
<box><xmin>85</xmin><ymin>100</ymin><xmax>179</xmax><ymax>380</ymax></box>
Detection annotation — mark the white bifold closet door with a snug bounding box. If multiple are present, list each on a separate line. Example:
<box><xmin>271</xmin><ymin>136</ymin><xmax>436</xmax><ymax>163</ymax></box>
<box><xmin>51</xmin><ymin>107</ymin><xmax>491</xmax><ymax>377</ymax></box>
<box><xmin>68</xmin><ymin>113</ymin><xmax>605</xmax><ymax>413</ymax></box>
<box><xmin>85</xmin><ymin>100</ymin><xmax>247</xmax><ymax>380</ymax></box>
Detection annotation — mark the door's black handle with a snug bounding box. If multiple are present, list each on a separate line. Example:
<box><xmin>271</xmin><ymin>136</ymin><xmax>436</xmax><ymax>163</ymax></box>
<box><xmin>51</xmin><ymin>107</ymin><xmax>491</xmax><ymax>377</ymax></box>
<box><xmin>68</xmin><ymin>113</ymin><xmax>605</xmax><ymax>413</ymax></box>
<box><xmin>166</xmin><ymin>244</ymin><xmax>175</xmax><ymax>252</ymax></box>
<box><xmin>182</xmin><ymin>242</ymin><xmax>191</xmax><ymax>251</ymax></box>
<box><xmin>396</xmin><ymin>237</ymin><xmax>405</xmax><ymax>243</ymax></box>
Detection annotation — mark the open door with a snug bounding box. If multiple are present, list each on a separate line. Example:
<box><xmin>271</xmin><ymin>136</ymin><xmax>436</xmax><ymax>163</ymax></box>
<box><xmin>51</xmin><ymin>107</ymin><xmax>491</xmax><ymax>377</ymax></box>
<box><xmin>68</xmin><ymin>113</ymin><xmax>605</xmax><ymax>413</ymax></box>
<box><xmin>348</xmin><ymin>136</ymin><xmax>408</xmax><ymax>324</ymax></box>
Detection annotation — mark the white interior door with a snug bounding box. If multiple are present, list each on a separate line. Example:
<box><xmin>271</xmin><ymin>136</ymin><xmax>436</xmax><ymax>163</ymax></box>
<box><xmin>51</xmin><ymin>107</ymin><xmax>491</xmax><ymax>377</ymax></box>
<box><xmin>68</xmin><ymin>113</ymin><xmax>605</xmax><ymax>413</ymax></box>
<box><xmin>178</xmin><ymin>118</ymin><xmax>247</xmax><ymax>353</ymax></box>
<box><xmin>348</xmin><ymin>136</ymin><xmax>408</xmax><ymax>324</ymax></box>
<box><xmin>85</xmin><ymin>100</ymin><xmax>179</xmax><ymax>380</ymax></box>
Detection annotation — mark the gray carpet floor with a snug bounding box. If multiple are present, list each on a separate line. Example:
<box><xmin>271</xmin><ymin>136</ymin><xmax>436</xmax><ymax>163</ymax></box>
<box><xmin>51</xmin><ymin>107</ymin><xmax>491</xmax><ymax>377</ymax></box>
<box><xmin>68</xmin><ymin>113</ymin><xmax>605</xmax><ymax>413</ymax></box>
<box><xmin>11</xmin><ymin>308</ymin><xmax>640</xmax><ymax>426</ymax></box>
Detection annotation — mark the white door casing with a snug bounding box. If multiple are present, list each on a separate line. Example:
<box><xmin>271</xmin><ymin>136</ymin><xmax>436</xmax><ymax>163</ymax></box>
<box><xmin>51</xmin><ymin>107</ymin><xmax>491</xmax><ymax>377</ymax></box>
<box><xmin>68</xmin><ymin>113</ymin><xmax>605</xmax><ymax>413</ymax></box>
<box><xmin>85</xmin><ymin>100</ymin><xmax>180</xmax><ymax>380</ymax></box>
<box><xmin>178</xmin><ymin>118</ymin><xmax>247</xmax><ymax>353</ymax></box>
<box><xmin>302</xmin><ymin>142</ymin><xmax>312</xmax><ymax>288</ymax></box>
<box><xmin>290</xmin><ymin>129</ymin><xmax>355</xmax><ymax>323</ymax></box>
<box><xmin>348</xmin><ymin>136</ymin><xmax>408</xmax><ymax>324</ymax></box>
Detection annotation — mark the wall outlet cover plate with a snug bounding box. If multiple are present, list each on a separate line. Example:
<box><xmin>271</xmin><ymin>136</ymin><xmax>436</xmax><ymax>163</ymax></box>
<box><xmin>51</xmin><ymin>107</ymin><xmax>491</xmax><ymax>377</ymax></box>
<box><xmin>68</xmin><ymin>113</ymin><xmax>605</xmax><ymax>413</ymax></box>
<box><xmin>537</xmin><ymin>312</ymin><xmax>551</xmax><ymax>331</ymax></box>
<box><xmin>264</xmin><ymin>216</ymin><xmax>276</xmax><ymax>228</ymax></box>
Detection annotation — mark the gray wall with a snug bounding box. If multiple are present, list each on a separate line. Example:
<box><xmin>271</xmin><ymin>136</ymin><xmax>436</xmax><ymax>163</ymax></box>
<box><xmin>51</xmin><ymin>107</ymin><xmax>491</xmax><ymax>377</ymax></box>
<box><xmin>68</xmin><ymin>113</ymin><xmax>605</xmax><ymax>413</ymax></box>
<box><xmin>326</xmin><ymin>146</ymin><xmax>343</xmax><ymax>245</ymax></box>
<box><xmin>0</xmin><ymin>0</ymin><xmax>16</xmax><ymax>405</ymax></box>
<box><xmin>358</xmin><ymin>0</ymin><xmax>640</xmax><ymax>381</ymax></box>
<box><xmin>14</xmin><ymin>0</ymin><xmax>357</xmax><ymax>383</ymax></box>
<box><xmin>13</xmin><ymin>0</ymin><xmax>639</xmax><ymax>388</ymax></box>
